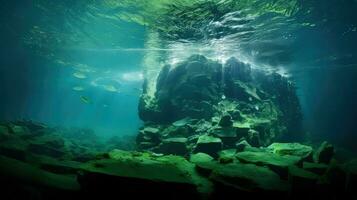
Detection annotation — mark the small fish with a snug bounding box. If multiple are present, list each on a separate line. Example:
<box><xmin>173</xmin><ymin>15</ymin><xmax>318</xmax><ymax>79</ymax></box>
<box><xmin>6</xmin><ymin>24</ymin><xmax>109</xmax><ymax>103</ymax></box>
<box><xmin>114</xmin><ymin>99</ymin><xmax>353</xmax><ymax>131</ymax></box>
<box><xmin>103</xmin><ymin>85</ymin><xmax>118</xmax><ymax>92</ymax></box>
<box><xmin>80</xmin><ymin>96</ymin><xmax>91</xmax><ymax>104</ymax></box>
<box><xmin>249</xmin><ymin>97</ymin><xmax>253</xmax><ymax>101</ymax></box>
<box><xmin>221</xmin><ymin>95</ymin><xmax>226</xmax><ymax>100</ymax></box>
<box><xmin>72</xmin><ymin>86</ymin><xmax>85</xmax><ymax>91</ymax></box>
<box><xmin>173</xmin><ymin>117</ymin><xmax>191</xmax><ymax>127</ymax></box>
<box><xmin>255</xmin><ymin>106</ymin><xmax>259</xmax><ymax>111</ymax></box>
<box><xmin>73</xmin><ymin>72</ymin><xmax>87</xmax><ymax>79</ymax></box>
<box><xmin>103</xmin><ymin>104</ymin><xmax>109</xmax><ymax>108</ymax></box>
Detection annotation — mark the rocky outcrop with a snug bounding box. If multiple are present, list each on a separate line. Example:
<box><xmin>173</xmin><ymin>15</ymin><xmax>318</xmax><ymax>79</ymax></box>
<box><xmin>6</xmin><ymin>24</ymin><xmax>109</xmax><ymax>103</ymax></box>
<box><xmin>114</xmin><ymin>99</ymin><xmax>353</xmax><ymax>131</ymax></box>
<box><xmin>137</xmin><ymin>54</ymin><xmax>302</xmax><ymax>157</ymax></box>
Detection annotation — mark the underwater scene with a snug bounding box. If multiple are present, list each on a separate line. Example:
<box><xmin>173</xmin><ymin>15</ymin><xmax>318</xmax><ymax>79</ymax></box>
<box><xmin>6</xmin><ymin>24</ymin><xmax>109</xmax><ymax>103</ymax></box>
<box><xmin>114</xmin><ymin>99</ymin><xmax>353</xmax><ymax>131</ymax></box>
<box><xmin>0</xmin><ymin>0</ymin><xmax>357</xmax><ymax>199</ymax></box>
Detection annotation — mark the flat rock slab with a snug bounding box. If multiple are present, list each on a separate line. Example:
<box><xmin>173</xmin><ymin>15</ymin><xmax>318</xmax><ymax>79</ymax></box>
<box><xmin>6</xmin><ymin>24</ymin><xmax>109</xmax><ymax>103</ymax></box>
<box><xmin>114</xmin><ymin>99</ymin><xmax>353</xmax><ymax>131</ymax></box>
<box><xmin>196</xmin><ymin>161</ymin><xmax>289</xmax><ymax>192</ymax></box>
<box><xmin>236</xmin><ymin>151</ymin><xmax>302</xmax><ymax>178</ymax></box>
<box><xmin>267</xmin><ymin>143</ymin><xmax>313</xmax><ymax>161</ymax></box>
<box><xmin>194</xmin><ymin>135</ymin><xmax>222</xmax><ymax>158</ymax></box>
<box><xmin>0</xmin><ymin>155</ymin><xmax>80</xmax><ymax>191</ymax></box>
<box><xmin>82</xmin><ymin>149</ymin><xmax>213</xmax><ymax>195</ymax></box>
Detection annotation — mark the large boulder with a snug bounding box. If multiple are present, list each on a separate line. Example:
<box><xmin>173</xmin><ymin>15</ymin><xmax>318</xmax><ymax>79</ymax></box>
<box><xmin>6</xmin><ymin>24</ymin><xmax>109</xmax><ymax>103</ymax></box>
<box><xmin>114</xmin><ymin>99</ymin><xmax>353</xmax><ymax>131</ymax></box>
<box><xmin>137</xmin><ymin>55</ymin><xmax>303</xmax><ymax>153</ymax></box>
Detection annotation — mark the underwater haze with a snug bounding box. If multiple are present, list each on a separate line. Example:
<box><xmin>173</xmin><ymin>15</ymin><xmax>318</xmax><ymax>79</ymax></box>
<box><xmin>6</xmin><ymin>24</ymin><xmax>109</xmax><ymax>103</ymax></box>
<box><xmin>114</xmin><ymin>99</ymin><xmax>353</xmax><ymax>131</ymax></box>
<box><xmin>0</xmin><ymin>0</ymin><xmax>357</xmax><ymax>199</ymax></box>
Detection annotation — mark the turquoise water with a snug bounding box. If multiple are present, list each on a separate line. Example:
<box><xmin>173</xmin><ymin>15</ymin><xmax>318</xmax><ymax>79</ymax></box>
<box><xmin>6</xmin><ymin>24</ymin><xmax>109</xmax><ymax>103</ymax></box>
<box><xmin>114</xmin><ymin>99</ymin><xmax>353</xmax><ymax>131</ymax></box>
<box><xmin>0</xmin><ymin>0</ymin><xmax>356</xmax><ymax>148</ymax></box>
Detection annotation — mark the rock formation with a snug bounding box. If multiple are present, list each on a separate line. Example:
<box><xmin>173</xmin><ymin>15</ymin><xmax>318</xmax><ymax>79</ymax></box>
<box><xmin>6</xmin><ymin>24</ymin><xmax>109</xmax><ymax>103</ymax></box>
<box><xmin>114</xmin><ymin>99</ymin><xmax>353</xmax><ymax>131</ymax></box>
<box><xmin>137</xmin><ymin>55</ymin><xmax>302</xmax><ymax>156</ymax></box>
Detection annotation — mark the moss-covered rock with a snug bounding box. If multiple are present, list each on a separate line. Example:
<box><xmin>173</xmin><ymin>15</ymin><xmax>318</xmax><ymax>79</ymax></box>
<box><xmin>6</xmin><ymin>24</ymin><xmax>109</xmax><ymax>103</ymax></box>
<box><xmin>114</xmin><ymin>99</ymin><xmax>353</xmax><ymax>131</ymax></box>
<box><xmin>194</xmin><ymin>135</ymin><xmax>222</xmax><ymax>158</ymax></box>
<box><xmin>268</xmin><ymin>143</ymin><xmax>313</xmax><ymax>161</ymax></box>
<box><xmin>82</xmin><ymin>149</ymin><xmax>213</xmax><ymax>196</ymax></box>
<box><xmin>218</xmin><ymin>149</ymin><xmax>236</xmax><ymax>164</ymax></box>
<box><xmin>190</xmin><ymin>153</ymin><xmax>214</xmax><ymax>164</ymax></box>
<box><xmin>154</xmin><ymin>137</ymin><xmax>188</xmax><ymax>156</ymax></box>
<box><xmin>195</xmin><ymin>160</ymin><xmax>289</xmax><ymax>193</ymax></box>
<box><xmin>137</xmin><ymin>55</ymin><xmax>303</xmax><ymax>153</ymax></box>
<box><xmin>236</xmin><ymin>151</ymin><xmax>302</xmax><ymax>178</ymax></box>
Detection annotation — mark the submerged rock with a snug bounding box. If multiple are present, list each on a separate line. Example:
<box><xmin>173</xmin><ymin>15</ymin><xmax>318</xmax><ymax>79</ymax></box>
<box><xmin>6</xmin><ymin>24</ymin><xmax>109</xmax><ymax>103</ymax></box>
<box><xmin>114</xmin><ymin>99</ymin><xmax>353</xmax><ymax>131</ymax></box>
<box><xmin>137</xmin><ymin>55</ymin><xmax>303</xmax><ymax>153</ymax></box>
<box><xmin>314</xmin><ymin>141</ymin><xmax>334</xmax><ymax>164</ymax></box>
<box><xmin>81</xmin><ymin>149</ymin><xmax>213</xmax><ymax>197</ymax></box>
<box><xmin>190</xmin><ymin>153</ymin><xmax>214</xmax><ymax>164</ymax></box>
<box><xmin>235</xmin><ymin>139</ymin><xmax>251</xmax><ymax>152</ymax></box>
<box><xmin>236</xmin><ymin>151</ymin><xmax>302</xmax><ymax>178</ymax></box>
<box><xmin>288</xmin><ymin>165</ymin><xmax>319</xmax><ymax>197</ymax></box>
<box><xmin>172</xmin><ymin>117</ymin><xmax>192</xmax><ymax>127</ymax></box>
<box><xmin>268</xmin><ymin>143</ymin><xmax>313</xmax><ymax>161</ymax></box>
<box><xmin>0</xmin><ymin>139</ymin><xmax>28</xmax><ymax>161</ymax></box>
<box><xmin>218</xmin><ymin>114</ymin><xmax>233</xmax><ymax>127</ymax></box>
<box><xmin>302</xmin><ymin>162</ymin><xmax>328</xmax><ymax>175</ymax></box>
<box><xmin>154</xmin><ymin>137</ymin><xmax>188</xmax><ymax>156</ymax></box>
<box><xmin>198</xmin><ymin>161</ymin><xmax>289</xmax><ymax>193</ymax></box>
<box><xmin>218</xmin><ymin>149</ymin><xmax>236</xmax><ymax>164</ymax></box>
<box><xmin>194</xmin><ymin>135</ymin><xmax>222</xmax><ymax>158</ymax></box>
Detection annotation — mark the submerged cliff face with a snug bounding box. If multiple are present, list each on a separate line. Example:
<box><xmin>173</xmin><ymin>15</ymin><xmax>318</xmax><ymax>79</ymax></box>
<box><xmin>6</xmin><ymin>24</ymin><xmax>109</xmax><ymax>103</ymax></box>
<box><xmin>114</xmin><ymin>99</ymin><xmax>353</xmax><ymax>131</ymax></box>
<box><xmin>137</xmin><ymin>55</ymin><xmax>302</xmax><ymax>155</ymax></box>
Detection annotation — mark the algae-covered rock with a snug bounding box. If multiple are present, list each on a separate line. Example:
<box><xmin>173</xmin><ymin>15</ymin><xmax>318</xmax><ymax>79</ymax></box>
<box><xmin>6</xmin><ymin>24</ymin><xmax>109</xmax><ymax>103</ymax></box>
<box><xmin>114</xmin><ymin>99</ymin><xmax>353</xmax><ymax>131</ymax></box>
<box><xmin>303</xmin><ymin>162</ymin><xmax>328</xmax><ymax>175</ymax></box>
<box><xmin>82</xmin><ymin>149</ymin><xmax>213</xmax><ymax>196</ymax></box>
<box><xmin>212</xmin><ymin>127</ymin><xmax>237</xmax><ymax>149</ymax></box>
<box><xmin>0</xmin><ymin>139</ymin><xmax>28</xmax><ymax>161</ymax></box>
<box><xmin>137</xmin><ymin>55</ymin><xmax>303</xmax><ymax>153</ymax></box>
<box><xmin>9</xmin><ymin>124</ymin><xmax>29</xmax><ymax>135</ymax></box>
<box><xmin>154</xmin><ymin>137</ymin><xmax>188</xmax><ymax>156</ymax></box>
<box><xmin>207</xmin><ymin>162</ymin><xmax>289</xmax><ymax>192</ymax></box>
<box><xmin>0</xmin><ymin>125</ymin><xmax>10</xmax><ymax>141</ymax></box>
<box><xmin>190</xmin><ymin>153</ymin><xmax>214</xmax><ymax>164</ymax></box>
<box><xmin>236</xmin><ymin>139</ymin><xmax>251</xmax><ymax>152</ymax></box>
<box><xmin>288</xmin><ymin>165</ymin><xmax>319</xmax><ymax>197</ymax></box>
<box><xmin>236</xmin><ymin>151</ymin><xmax>302</xmax><ymax>178</ymax></box>
<box><xmin>247</xmin><ymin>129</ymin><xmax>261</xmax><ymax>147</ymax></box>
<box><xmin>218</xmin><ymin>149</ymin><xmax>236</xmax><ymax>164</ymax></box>
<box><xmin>314</xmin><ymin>141</ymin><xmax>334</xmax><ymax>164</ymax></box>
<box><xmin>268</xmin><ymin>143</ymin><xmax>313</xmax><ymax>161</ymax></box>
<box><xmin>194</xmin><ymin>135</ymin><xmax>222</xmax><ymax>158</ymax></box>
<box><xmin>0</xmin><ymin>155</ymin><xmax>80</xmax><ymax>191</ymax></box>
<box><xmin>28</xmin><ymin>143</ymin><xmax>65</xmax><ymax>158</ymax></box>
<box><xmin>218</xmin><ymin>114</ymin><xmax>233</xmax><ymax>127</ymax></box>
